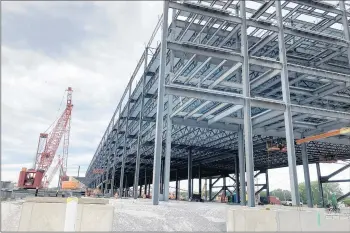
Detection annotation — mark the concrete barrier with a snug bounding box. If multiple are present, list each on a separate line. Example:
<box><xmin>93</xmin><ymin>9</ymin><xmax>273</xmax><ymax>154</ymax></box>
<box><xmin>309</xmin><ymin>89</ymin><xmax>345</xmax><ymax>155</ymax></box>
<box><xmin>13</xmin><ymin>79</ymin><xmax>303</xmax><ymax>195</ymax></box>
<box><xmin>18</xmin><ymin>197</ymin><xmax>113</xmax><ymax>231</ymax></box>
<box><xmin>226</xmin><ymin>206</ymin><xmax>350</xmax><ymax>232</ymax></box>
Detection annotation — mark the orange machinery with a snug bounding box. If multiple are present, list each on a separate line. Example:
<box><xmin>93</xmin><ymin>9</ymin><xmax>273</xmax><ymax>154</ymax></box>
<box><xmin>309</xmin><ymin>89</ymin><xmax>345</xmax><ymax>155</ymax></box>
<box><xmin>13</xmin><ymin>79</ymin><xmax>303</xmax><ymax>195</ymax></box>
<box><xmin>296</xmin><ymin>127</ymin><xmax>350</xmax><ymax>144</ymax></box>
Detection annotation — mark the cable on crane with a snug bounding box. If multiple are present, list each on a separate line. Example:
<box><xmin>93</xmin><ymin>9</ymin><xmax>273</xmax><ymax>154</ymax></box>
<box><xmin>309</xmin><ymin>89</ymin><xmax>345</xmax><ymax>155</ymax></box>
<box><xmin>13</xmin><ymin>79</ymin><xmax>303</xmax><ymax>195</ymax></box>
<box><xmin>44</xmin><ymin>90</ymin><xmax>67</xmax><ymax>134</ymax></box>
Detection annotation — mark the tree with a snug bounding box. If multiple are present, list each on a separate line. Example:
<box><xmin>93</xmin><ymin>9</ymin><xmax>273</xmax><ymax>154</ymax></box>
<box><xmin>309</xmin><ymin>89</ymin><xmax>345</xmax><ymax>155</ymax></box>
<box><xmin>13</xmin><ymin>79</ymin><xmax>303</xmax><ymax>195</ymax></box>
<box><xmin>260</xmin><ymin>182</ymin><xmax>343</xmax><ymax>205</ymax></box>
<box><xmin>343</xmin><ymin>198</ymin><xmax>350</xmax><ymax>206</ymax></box>
<box><xmin>261</xmin><ymin>188</ymin><xmax>291</xmax><ymax>201</ymax></box>
<box><xmin>298</xmin><ymin>181</ymin><xmax>343</xmax><ymax>205</ymax></box>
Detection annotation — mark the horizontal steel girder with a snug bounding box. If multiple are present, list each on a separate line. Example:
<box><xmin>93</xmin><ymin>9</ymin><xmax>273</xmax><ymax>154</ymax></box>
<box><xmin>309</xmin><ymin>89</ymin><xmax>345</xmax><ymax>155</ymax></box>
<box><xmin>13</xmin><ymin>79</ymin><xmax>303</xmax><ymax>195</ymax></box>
<box><xmin>165</xmin><ymin>84</ymin><xmax>350</xmax><ymax>121</ymax></box>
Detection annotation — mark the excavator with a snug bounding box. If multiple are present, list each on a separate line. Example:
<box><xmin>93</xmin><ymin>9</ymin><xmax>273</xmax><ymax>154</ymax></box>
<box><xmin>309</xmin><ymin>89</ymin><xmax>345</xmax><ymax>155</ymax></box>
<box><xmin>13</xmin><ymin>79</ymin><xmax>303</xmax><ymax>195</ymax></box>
<box><xmin>17</xmin><ymin>87</ymin><xmax>73</xmax><ymax>189</ymax></box>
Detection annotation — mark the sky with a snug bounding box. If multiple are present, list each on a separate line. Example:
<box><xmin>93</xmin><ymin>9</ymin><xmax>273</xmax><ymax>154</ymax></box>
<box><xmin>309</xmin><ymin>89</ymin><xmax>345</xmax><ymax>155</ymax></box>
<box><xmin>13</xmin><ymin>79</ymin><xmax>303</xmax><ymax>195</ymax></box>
<box><xmin>1</xmin><ymin>1</ymin><xmax>349</xmax><ymax>194</ymax></box>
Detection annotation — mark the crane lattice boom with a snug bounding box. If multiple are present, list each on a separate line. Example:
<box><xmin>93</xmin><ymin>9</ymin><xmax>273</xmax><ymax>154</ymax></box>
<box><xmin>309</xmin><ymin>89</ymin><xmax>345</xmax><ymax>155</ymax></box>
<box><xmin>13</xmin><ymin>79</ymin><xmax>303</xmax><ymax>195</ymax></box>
<box><xmin>37</xmin><ymin>88</ymin><xmax>73</xmax><ymax>176</ymax></box>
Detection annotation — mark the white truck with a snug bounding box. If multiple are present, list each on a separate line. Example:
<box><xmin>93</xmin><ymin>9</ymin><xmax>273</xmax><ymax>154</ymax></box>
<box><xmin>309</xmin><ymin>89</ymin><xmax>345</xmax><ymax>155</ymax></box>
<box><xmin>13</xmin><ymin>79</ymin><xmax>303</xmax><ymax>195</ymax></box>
<box><xmin>282</xmin><ymin>199</ymin><xmax>303</xmax><ymax>206</ymax></box>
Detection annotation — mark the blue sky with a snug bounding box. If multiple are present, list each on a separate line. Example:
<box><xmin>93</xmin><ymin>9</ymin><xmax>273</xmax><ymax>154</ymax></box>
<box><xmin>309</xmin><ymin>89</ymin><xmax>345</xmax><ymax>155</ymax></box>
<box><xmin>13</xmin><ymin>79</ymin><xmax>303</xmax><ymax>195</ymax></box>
<box><xmin>1</xmin><ymin>1</ymin><xmax>349</xmax><ymax>193</ymax></box>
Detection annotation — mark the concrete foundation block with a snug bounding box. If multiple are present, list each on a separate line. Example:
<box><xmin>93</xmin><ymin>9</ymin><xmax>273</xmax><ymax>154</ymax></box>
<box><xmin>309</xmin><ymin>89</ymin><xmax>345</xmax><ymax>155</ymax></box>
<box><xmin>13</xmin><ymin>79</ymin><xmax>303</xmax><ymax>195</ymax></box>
<box><xmin>277</xmin><ymin>209</ymin><xmax>302</xmax><ymax>231</ymax></box>
<box><xmin>226</xmin><ymin>209</ymin><xmax>235</xmax><ymax>232</ymax></box>
<box><xmin>19</xmin><ymin>202</ymin><xmax>66</xmax><ymax>231</ymax></box>
<box><xmin>75</xmin><ymin>204</ymin><xmax>114</xmax><ymax>231</ymax></box>
<box><xmin>233</xmin><ymin>208</ymin><xmax>246</xmax><ymax>231</ymax></box>
<box><xmin>299</xmin><ymin>210</ymin><xmax>322</xmax><ymax>231</ymax></box>
<box><xmin>18</xmin><ymin>198</ymin><xmax>113</xmax><ymax>231</ymax></box>
<box><xmin>244</xmin><ymin>209</ymin><xmax>278</xmax><ymax>231</ymax></box>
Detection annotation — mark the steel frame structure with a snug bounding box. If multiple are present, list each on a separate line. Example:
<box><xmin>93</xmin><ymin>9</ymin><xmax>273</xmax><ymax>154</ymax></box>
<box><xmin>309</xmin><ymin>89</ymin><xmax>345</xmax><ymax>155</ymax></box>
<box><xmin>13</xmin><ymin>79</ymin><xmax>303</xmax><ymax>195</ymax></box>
<box><xmin>86</xmin><ymin>0</ymin><xmax>350</xmax><ymax>207</ymax></box>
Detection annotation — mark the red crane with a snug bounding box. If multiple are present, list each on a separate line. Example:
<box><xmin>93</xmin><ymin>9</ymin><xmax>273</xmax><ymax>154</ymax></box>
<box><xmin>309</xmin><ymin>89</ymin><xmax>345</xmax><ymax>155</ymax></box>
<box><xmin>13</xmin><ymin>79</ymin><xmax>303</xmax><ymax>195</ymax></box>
<box><xmin>18</xmin><ymin>87</ymin><xmax>73</xmax><ymax>189</ymax></box>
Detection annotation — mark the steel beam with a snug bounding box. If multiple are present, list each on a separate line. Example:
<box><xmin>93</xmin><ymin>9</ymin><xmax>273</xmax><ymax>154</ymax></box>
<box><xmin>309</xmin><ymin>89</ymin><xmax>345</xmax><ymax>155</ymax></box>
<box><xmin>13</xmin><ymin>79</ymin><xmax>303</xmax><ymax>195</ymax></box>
<box><xmin>119</xmin><ymin>85</ymin><xmax>132</xmax><ymax>197</ymax></box>
<box><xmin>301</xmin><ymin>140</ymin><xmax>313</xmax><ymax>208</ymax></box>
<box><xmin>275</xmin><ymin>0</ymin><xmax>300</xmax><ymax>206</ymax></box>
<box><xmin>241</xmin><ymin>0</ymin><xmax>255</xmax><ymax>208</ymax></box>
<box><xmin>208</xmin><ymin>105</ymin><xmax>243</xmax><ymax>125</ymax></box>
<box><xmin>134</xmin><ymin>48</ymin><xmax>148</xmax><ymax>199</ymax></box>
<box><xmin>316</xmin><ymin>163</ymin><xmax>325</xmax><ymax>207</ymax></box>
<box><xmin>152</xmin><ymin>0</ymin><xmax>169</xmax><ymax>205</ymax></box>
<box><xmin>163</xmin><ymin>95</ymin><xmax>173</xmax><ymax>202</ymax></box>
<box><xmin>188</xmin><ymin>148</ymin><xmax>193</xmax><ymax>200</ymax></box>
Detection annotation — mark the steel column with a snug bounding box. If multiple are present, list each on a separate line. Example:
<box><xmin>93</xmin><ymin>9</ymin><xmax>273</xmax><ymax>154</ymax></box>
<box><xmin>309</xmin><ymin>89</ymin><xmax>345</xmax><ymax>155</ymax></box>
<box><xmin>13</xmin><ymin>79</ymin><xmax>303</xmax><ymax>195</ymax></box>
<box><xmin>235</xmin><ymin>156</ymin><xmax>240</xmax><ymax>203</ymax></box>
<box><xmin>265</xmin><ymin>170</ymin><xmax>270</xmax><ymax>199</ymax></box>
<box><xmin>240</xmin><ymin>0</ymin><xmax>255</xmax><ymax>208</ymax></box>
<box><xmin>163</xmin><ymin>6</ymin><xmax>176</xmax><ymax>203</ymax></box>
<box><xmin>238</xmin><ymin>127</ymin><xmax>246</xmax><ymax>205</ymax></box>
<box><xmin>209</xmin><ymin>178</ymin><xmax>212</xmax><ymax>201</ymax></box>
<box><xmin>119</xmin><ymin>85</ymin><xmax>132</xmax><ymax>197</ymax></box>
<box><xmin>160</xmin><ymin>158</ymin><xmax>164</xmax><ymax>195</ymax></box>
<box><xmin>151</xmin><ymin>0</ymin><xmax>169</xmax><ymax>205</ymax></box>
<box><xmin>204</xmin><ymin>179</ymin><xmax>208</xmax><ymax>201</ymax></box>
<box><xmin>301</xmin><ymin>141</ymin><xmax>313</xmax><ymax>208</ymax></box>
<box><xmin>275</xmin><ymin>0</ymin><xmax>300</xmax><ymax>206</ymax></box>
<box><xmin>134</xmin><ymin>47</ymin><xmax>148</xmax><ymax>199</ymax></box>
<box><xmin>110</xmin><ymin>111</ymin><xmax>121</xmax><ymax>195</ymax></box>
<box><xmin>198</xmin><ymin>164</ymin><xmax>202</xmax><ymax>197</ymax></box>
<box><xmin>175</xmin><ymin>169</ymin><xmax>178</xmax><ymax>200</ymax></box>
<box><xmin>144</xmin><ymin>169</ymin><xmax>147</xmax><ymax>196</ymax></box>
<box><xmin>188</xmin><ymin>148</ymin><xmax>193</xmax><ymax>200</ymax></box>
<box><xmin>339</xmin><ymin>0</ymin><xmax>350</xmax><ymax>66</ymax></box>
<box><xmin>316</xmin><ymin>163</ymin><xmax>325</xmax><ymax>207</ymax></box>
<box><xmin>164</xmin><ymin>103</ymin><xmax>172</xmax><ymax>201</ymax></box>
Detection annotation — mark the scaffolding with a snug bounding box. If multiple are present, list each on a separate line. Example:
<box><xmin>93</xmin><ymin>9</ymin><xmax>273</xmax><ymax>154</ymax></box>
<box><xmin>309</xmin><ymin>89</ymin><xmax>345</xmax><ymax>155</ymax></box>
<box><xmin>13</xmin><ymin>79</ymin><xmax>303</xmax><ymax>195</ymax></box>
<box><xmin>85</xmin><ymin>0</ymin><xmax>350</xmax><ymax>207</ymax></box>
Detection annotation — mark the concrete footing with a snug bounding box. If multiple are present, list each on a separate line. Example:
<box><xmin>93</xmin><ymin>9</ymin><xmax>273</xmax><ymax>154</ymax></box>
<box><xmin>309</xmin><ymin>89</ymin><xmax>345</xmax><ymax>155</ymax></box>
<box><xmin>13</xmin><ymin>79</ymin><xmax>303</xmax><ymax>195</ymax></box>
<box><xmin>226</xmin><ymin>207</ymin><xmax>350</xmax><ymax>232</ymax></box>
<box><xmin>18</xmin><ymin>197</ymin><xmax>113</xmax><ymax>231</ymax></box>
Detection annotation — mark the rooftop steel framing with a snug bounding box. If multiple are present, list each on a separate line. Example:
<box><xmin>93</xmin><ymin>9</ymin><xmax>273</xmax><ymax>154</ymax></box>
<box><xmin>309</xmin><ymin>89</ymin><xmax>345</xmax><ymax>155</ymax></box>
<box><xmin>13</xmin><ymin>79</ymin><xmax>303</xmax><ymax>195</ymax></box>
<box><xmin>85</xmin><ymin>0</ymin><xmax>350</xmax><ymax>207</ymax></box>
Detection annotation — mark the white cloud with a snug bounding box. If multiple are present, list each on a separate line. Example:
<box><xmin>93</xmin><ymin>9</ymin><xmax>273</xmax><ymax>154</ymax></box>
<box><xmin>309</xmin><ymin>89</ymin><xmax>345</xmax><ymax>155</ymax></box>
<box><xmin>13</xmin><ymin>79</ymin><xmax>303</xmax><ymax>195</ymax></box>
<box><xmin>1</xmin><ymin>1</ymin><xmax>349</xmax><ymax>197</ymax></box>
<box><xmin>1</xmin><ymin>1</ymin><xmax>162</xmax><ymax>185</ymax></box>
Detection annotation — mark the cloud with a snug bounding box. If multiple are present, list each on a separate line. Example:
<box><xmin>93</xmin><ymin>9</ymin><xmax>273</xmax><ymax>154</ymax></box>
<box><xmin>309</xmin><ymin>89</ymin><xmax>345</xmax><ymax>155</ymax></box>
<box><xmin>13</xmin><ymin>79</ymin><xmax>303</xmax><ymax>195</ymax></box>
<box><xmin>2</xmin><ymin>1</ymin><xmax>348</xmax><ymax>195</ymax></box>
<box><xmin>1</xmin><ymin>1</ymin><xmax>162</xmax><ymax>185</ymax></box>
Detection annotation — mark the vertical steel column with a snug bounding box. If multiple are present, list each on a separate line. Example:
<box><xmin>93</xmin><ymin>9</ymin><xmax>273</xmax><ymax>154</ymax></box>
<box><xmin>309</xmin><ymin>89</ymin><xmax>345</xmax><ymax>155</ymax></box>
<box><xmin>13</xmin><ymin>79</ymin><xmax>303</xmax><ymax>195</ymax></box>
<box><xmin>223</xmin><ymin>176</ymin><xmax>227</xmax><ymax>198</ymax></box>
<box><xmin>160</xmin><ymin>158</ymin><xmax>164</xmax><ymax>195</ymax></box>
<box><xmin>152</xmin><ymin>0</ymin><xmax>169</xmax><ymax>205</ymax></box>
<box><xmin>125</xmin><ymin>174</ymin><xmax>128</xmax><ymax>197</ymax></box>
<box><xmin>144</xmin><ymin>169</ymin><xmax>147</xmax><ymax>195</ymax></box>
<box><xmin>120</xmin><ymin>85</ymin><xmax>132</xmax><ymax>197</ymax></box>
<box><xmin>339</xmin><ymin>0</ymin><xmax>350</xmax><ymax>66</ymax></box>
<box><xmin>198</xmin><ymin>164</ymin><xmax>202</xmax><ymax>197</ymax></box>
<box><xmin>163</xmin><ymin>98</ymin><xmax>172</xmax><ymax>201</ymax></box>
<box><xmin>139</xmin><ymin>183</ymin><xmax>142</xmax><ymax>197</ymax></box>
<box><xmin>265</xmin><ymin>170</ymin><xmax>270</xmax><ymax>199</ymax></box>
<box><xmin>316</xmin><ymin>163</ymin><xmax>325</xmax><ymax>207</ymax></box>
<box><xmin>134</xmin><ymin>48</ymin><xmax>148</xmax><ymax>199</ymax></box>
<box><xmin>175</xmin><ymin>169</ymin><xmax>178</xmax><ymax>200</ymax></box>
<box><xmin>204</xmin><ymin>179</ymin><xmax>208</xmax><ymax>201</ymax></box>
<box><xmin>209</xmin><ymin>178</ymin><xmax>212</xmax><ymax>201</ymax></box>
<box><xmin>235</xmin><ymin>156</ymin><xmax>240</xmax><ymax>203</ymax></box>
<box><xmin>188</xmin><ymin>148</ymin><xmax>193</xmax><ymax>200</ymax></box>
<box><xmin>163</xmin><ymin>6</ymin><xmax>176</xmax><ymax>203</ymax></box>
<box><xmin>111</xmin><ymin>108</ymin><xmax>121</xmax><ymax>195</ymax></box>
<box><xmin>240</xmin><ymin>0</ymin><xmax>255</xmax><ymax>207</ymax></box>
<box><xmin>275</xmin><ymin>0</ymin><xmax>300</xmax><ymax>206</ymax></box>
<box><xmin>238</xmin><ymin>127</ymin><xmax>246</xmax><ymax>205</ymax></box>
<box><xmin>301</xmin><ymin>141</ymin><xmax>313</xmax><ymax>207</ymax></box>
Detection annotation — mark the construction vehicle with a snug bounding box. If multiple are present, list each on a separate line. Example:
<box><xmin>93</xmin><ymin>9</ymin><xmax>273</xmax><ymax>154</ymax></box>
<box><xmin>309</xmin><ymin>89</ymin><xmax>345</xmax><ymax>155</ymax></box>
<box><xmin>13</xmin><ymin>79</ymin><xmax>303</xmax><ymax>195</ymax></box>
<box><xmin>17</xmin><ymin>87</ymin><xmax>73</xmax><ymax>189</ymax></box>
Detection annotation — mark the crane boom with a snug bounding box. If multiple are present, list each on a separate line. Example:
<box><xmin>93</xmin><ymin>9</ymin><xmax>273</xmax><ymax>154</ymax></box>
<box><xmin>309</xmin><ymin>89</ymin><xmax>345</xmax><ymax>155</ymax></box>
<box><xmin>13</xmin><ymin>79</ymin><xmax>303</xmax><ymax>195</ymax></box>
<box><xmin>18</xmin><ymin>87</ymin><xmax>73</xmax><ymax>189</ymax></box>
<box><xmin>37</xmin><ymin>87</ymin><xmax>73</xmax><ymax>177</ymax></box>
<box><xmin>44</xmin><ymin>156</ymin><xmax>63</xmax><ymax>188</ymax></box>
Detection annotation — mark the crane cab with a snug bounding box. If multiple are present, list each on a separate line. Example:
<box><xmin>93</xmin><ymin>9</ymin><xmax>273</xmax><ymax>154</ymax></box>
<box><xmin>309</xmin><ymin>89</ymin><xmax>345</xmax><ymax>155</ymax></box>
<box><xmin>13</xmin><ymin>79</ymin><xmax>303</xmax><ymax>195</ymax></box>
<box><xmin>17</xmin><ymin>168</ymin><xmax>44</xmax><ymax>189</ymax></box>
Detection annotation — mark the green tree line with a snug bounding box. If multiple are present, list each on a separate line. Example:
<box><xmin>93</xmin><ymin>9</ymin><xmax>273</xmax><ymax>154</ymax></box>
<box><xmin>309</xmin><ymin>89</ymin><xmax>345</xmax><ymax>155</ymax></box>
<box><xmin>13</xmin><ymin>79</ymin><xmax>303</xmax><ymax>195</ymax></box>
<box><xmin>260</xmin><ymin>181</ymin><xmax>346</xmax><ymax>205</ymax></box>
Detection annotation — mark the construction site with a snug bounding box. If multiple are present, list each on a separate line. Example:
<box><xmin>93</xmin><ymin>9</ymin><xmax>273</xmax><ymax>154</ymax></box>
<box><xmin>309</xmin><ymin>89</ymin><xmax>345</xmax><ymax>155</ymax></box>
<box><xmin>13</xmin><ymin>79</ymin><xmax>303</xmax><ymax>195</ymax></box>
<box><xmin>1</xmin><ymin>0</ymin><xmax>350</xmax><ymax>232</ymax></box>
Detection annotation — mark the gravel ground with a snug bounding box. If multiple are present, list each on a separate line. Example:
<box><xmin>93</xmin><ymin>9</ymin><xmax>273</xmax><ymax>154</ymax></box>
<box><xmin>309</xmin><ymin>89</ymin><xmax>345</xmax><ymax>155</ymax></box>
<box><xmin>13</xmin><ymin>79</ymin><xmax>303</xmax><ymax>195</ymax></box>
<box><xmin>110</xmin><ymin>198</ymin><xmax>228</xmax><ymax>232</ymax></box>
<box><xmin>1</xmin><ymin>200</ymin><xmax>23</xmax><ymax>231</ymax></box>
<box><xmin>1</xmin><ymin>198</ymin><xmax>228</xmax><ymax>232</ymax></box>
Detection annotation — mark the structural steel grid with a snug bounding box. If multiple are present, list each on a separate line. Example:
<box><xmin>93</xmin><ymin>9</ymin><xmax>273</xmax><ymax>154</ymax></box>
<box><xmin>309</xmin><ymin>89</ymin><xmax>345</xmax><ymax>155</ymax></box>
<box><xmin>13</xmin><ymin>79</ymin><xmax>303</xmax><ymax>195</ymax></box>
<box><xmin>85</xmin><ymin>0</ymin><xmax>350</xmax><ymax>207</ymax></box>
